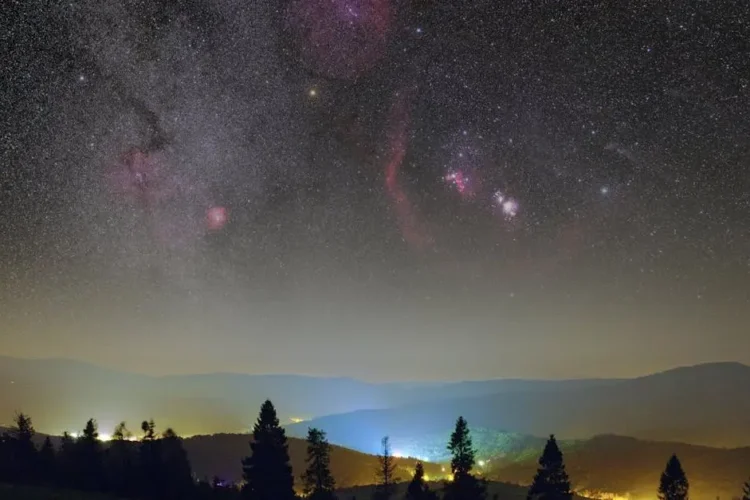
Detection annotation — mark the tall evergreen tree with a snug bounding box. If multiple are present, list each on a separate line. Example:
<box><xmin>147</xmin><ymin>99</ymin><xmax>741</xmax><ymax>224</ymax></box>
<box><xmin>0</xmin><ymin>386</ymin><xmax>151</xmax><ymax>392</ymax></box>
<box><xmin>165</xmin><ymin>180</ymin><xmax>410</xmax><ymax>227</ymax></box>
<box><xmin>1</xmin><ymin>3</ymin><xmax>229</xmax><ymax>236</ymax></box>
<box><xmin>75</xmin><ymin>418</ymin><xmax>105</xmax><ymax>491</ymax></box>
<box><xmin>448</xmin><ymin>417</ymin><xmax>475</xmax><ymax>478</ymax></box>
<box><xmin>374</xmin><ymin>436</ymin><xmax>399</xmax><ymax>500</ymax></box>
<box><xmin>444</xmin><ymin>417</ymin><xmax>485</xmax><ymax>500</ymax></box>
<box><xmin>10</xmin><ymin>412</ymin><xmax>37</xmax><ymax>483</ymax></box>
<box><xmin>742</xmin><ymin>478</ymin><xmax>750</xmax><ymax>500</ymax></box>
<box><xmin>303</xmin><ymin>428</ymin><xmax>337</xmax><ymax>500</ymax></box>
<box><xmin>406</xmin><ymin>462</ymin><xmax>438</xmax><ymax>500</ymax></box>
<box><xmin>241</xmin><ymin>400</ymin><xmax>296</xmax><ymax>500</ymax></box>
<box><xmin>527</xmin><ymin>435</ymin><xmax>572</xmax><ymax>500</ymax></box>
<box><xmin>658</xmin><ymin>454</ymin><xmax>689</xmax><ymax>500</ymax></box>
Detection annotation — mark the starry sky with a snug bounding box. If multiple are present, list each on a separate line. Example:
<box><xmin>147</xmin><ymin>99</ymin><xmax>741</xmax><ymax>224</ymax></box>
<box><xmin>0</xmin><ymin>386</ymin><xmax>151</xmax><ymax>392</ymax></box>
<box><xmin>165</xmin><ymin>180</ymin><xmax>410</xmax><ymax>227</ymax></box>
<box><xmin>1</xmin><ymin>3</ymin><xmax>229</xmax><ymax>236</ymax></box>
<box><xmin>1</xmin><ymin>0</ymin><xmax>749</xmax><ymax>381</ymax></box>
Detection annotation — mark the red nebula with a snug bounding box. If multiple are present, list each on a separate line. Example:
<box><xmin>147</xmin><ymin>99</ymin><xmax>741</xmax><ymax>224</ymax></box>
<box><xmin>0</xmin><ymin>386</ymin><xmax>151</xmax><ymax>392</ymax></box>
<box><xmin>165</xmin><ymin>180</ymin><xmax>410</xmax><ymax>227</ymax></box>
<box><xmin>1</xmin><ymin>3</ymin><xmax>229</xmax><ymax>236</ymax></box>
<box><xmin>287</xmin><ymin>0</ymin><xmax>391</xmax><ymax>80</ymax></box>
<box><xmin>206</xmin><ymin>206</ymin><xmax>228</xmax><ymax>231</ymax></box>
<box><xmin>384</xmin><ymin>90</ymin><xmax>432</xmax><ymax>250</ymax></box>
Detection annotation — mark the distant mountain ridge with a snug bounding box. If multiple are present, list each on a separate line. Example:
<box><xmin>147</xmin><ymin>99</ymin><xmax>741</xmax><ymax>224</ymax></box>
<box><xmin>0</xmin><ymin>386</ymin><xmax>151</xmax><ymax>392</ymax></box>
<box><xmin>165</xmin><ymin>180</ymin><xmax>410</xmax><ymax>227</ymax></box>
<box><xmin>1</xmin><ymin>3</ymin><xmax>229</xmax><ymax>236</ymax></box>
<box><xmin>1</xmin><ymin>356</ymin><xmax>749</xmax><ymax>450</ymax></box>
<box><xmin>285</xmin><ymin>361</ymin><xmax>750</xmax><ymax>451</ymax></box>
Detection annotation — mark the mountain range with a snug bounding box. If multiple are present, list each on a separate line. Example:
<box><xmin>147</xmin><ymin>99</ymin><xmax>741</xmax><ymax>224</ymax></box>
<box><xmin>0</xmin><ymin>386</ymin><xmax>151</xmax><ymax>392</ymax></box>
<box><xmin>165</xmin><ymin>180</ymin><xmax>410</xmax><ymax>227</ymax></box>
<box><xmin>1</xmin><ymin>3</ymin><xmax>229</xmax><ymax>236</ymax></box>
<box><xmin>3</xmin><ymin>356</ymin><xmax>749</xmax><ymax>450</ymax></box>
<box><xmin>3</xmin><ymin>356</ymin><xmax>750</xmax><ymax>498</ymax></box>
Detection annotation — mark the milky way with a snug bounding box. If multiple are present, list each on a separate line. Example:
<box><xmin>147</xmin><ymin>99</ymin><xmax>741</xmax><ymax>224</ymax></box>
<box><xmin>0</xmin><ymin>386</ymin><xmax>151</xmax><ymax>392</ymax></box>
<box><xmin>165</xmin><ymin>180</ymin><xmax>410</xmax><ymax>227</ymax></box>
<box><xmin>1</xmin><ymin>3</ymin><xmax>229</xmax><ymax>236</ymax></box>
<box><xmin>1</xmin><ymin>0</ymin><xmax>749</xmax><ymax>380</ymax></box>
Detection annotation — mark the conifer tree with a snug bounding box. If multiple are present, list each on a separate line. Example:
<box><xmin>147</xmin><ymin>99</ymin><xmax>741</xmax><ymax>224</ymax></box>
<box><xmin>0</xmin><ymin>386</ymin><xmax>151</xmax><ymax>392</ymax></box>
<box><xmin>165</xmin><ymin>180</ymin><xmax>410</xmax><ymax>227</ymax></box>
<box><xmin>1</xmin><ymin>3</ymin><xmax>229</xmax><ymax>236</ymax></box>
<box><xmin>241</xmin><ymin>400</ymin><xmax>296</xmax><ymax>500</ymax></box>
<box><xmin>10</xmin><ymin>412</ymin><xmax>37</xmax><ymax>483</ymax></box>
<box><xmin>658</xmin><ymin>454</ymin><xmax>689</xmax><ymax>500</ymax></box>
<box><xmin>303</xmin><ymin>428</ymin><xmax>337</xmax><ymax>500</ymax></box>
<box><xmin>76</xmin><ymin>418</ymin><xmax>105</xmax><ymax>491</ymax></box>
<box><xmin>406</xmin><ymin>462</ymin><xmax>438</xmax><ymax>500</ymax></box>
<box><xmin>742</xmin><ymin>478</ymin><xmax>750</xmax><ymax>500</ymax></box>
<box><xmin>374</xmin><ymin>436</ymin><xmax>399</xmax><ymax>500</ymax></box>
<box><xmin>448</xmin><ymin>417</ymin><xmax>475</xmax><ymax>479</ymax></box>
<box><xmin>527</xmin><ymin>435</ymin><xmax>572</xmax><ymax>500</ymax></box>
<box><xmin>443</xmin><ymin>416</ymin><xmax>485</xmax><ymax>500</ymax></box>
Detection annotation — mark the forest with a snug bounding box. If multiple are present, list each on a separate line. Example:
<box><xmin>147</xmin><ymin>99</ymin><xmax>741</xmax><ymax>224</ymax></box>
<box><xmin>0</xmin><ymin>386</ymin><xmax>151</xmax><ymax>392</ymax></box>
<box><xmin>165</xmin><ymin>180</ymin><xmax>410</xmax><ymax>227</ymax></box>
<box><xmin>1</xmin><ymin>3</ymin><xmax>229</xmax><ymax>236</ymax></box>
<box><xmin>0</xmin><ymin>400</ymin><xmax>738</xmax><ymax>500</ymax></box>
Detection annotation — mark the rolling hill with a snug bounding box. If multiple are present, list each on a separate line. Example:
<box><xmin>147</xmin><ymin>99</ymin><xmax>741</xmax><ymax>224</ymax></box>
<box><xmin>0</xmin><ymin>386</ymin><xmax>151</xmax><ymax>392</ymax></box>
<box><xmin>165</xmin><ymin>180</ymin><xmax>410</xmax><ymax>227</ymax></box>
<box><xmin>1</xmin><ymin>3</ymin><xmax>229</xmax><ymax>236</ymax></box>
<box><xmin>4</xmin><ymin>356</ymin><xmax>750</xmax><ymax>451</ymax></box>
<box><xmin>181</xmin><ymin>433</ymin><xmax>446</xmax><ymax>487</ymax></box>
<box><xmin>179</xmin><ymin>432</ymin><xmax>750</xmax><ymax>500</ymax></box>
<box><xmin>285</xmin><ymin>362</ymin><xmax>750</xmax><ymax>451</ymax></box>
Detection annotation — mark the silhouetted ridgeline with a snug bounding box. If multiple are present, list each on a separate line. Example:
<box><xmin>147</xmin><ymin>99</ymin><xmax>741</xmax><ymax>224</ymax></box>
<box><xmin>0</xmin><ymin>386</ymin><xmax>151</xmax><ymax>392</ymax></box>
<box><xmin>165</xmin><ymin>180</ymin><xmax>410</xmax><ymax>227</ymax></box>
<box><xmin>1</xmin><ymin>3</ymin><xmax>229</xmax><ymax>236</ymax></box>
<box><xmin>4</xmin><ymin>357</ymin><xmax>750</xmax><ymax>448</ymax></box>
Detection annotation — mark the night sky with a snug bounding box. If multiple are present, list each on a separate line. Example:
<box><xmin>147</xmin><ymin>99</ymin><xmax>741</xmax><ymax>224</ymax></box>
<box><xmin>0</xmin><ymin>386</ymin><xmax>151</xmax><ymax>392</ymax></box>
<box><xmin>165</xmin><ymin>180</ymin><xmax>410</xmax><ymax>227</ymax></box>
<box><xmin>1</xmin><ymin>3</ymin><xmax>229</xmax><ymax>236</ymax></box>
<box><xmin>1</xmin><ymin>0</ymin><xmax>748</xmax><ymax>381</ymax></box>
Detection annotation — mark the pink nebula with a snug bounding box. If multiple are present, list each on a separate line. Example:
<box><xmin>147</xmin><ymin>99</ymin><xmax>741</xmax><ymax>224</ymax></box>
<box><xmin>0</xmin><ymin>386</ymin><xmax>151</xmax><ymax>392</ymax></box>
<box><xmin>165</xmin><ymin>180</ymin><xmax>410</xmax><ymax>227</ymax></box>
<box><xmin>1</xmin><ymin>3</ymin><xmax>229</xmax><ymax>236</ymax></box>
<box><xmin>206</xmin><ymin>206</ymin><xmax>229</xmax><ymax>231</ymax></box>
<box><xmin>287</xmin><ymin>0</ymin><xmax>391</xmax><ymax>80</ymax></box>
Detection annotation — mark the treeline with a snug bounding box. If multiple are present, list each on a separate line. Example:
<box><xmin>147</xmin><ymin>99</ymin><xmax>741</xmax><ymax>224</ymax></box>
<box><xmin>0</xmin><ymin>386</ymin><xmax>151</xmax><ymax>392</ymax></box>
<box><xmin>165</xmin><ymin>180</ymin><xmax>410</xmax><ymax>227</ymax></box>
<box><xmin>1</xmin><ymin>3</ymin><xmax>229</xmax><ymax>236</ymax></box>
<box><xmin>2</xmin><ymin>400</ymin><xmax>750</xmax><ymax>500</ymax></box>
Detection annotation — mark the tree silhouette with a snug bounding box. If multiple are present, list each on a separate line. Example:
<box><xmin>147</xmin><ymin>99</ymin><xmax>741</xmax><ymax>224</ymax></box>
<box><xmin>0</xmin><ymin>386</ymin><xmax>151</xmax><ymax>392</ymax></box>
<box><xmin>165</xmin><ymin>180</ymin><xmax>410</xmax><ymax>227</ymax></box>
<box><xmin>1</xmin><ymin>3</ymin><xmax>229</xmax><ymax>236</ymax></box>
<box><xmin>374</xmin><ymin>436</ymin><xmax>399</xmax><ymax>500</ymax></box>
<box><xmin>527</xmin><ymin>435</ymin><xmax>572</xmax><ymax>500</ymax></box>
<box><xmin>448</xmin><ymin>417</ymin><xmax>475</xmax><ymax>478</ymax></box>
<box><xmin>658</xmin><ymin>454</ymin><xmax>689</xmax><ymax>500</ymax></box>
<box><xmin>106</xmin><ymin>422</ymin><xmax>136</xmax><ymax>497</ymax></box>
<box><xmin>159</xmin><ymin>428</ymin><xmax>195</xmax><ymax>499</ymax></box>
<box><xmin>303</xmin><ymin>427</ymin><xmax>337</xmax><ymax>500</ymax></box>
<box><xmin>75</xmin><ymin>418</ymin><xmax>105</xmax><ymax>491</ymax></box>
<box><xmin>406</xmin><ymin>462</ymin><xmax>438</xmax><ymax>500</ymax></box>
<box><xmin>139</xmin><ymin>419</ymin><xmax>164</xmax><ymax>498</ymax></box>
<box><xmin>241</xmin><ymin>399</ymin><xmax>296</xmax><ymax>500</ymax></box>
<box><xmin>444</xmin><ymin>417</ymin><xmax>485</xmax><ymax>500</ymax></box>
<box><xmin>10</xmin><ymin>412</ymin><xmax>37</xmax><ymax>483</ymax></box>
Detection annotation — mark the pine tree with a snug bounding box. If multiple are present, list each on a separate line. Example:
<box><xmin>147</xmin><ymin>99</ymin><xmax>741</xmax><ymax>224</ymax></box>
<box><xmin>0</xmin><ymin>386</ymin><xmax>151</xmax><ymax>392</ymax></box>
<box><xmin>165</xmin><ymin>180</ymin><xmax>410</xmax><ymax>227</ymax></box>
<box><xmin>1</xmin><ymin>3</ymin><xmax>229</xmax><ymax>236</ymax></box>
<box><xmin>742</xmin><ymin>478</ymin><xmax>750</xmax><ymax>500</ymax></box>
<box><xmin>303</xmin><ymin>428</ymin><xmax>337</xmax><ymax>500</ymax></box>
<box><xmin>527</xmin><ymin>435</ymin><xmax>572</xmax><ymax>500</ymax></box>
<box><xmin>658</xmin><ymin>454</ymin><xmax>689</xmax><ymax>500</ymax></box>
<box><xmin>10</xmin><ymin>412</ymin><xmax>37</xmax><ymax>483</ymax></box>
<box><xmin>448</xmin><ymin>417</ymin><xmax>475</xmax><ymax>478</ymax></box>
<box><xmin>374</xmin><ymin>436</ymin><xmax>399</xmax><ymax>500</ymax></box>
<box><xmin>407</xmin><ymin>462</ymin><xmax>426</xmax><ymax>500</ymax></box>
<box><xmin>76</xmin><ymin>418</ymin><xmax>105</xmax><ymax>491</ymax></box>
<box><xmin>406</xmin><ymin>462</ymin><xmax>438</xmax><ymax>500</ymax></box>
<box><xmin>444</xmin><ymin>417</ymin><xmax>485</xmax><ymax>500</ymax></box>
<box><xmin>241</xmin><ymin>400</ymin><xmax>296</xmax><ymax>500</ymax></box>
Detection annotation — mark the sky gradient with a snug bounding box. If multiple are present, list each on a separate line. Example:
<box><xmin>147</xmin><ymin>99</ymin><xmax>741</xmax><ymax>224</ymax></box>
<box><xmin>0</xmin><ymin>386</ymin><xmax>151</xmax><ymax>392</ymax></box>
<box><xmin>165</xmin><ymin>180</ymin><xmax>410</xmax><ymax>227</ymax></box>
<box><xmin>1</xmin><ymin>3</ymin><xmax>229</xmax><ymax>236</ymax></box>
<box><xmin>1</xmin><ymin>0</ymin><xmax>748</xmax><ymax>381</ymax></box>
